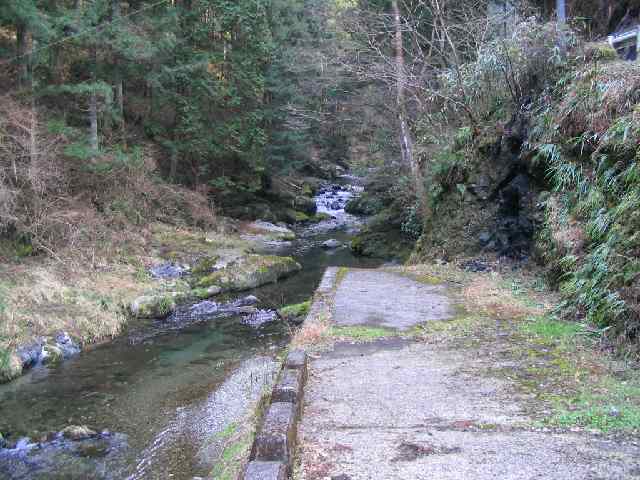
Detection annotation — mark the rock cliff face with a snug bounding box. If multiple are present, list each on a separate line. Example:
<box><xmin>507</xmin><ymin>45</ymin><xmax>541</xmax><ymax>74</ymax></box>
<box><xmin>415</xmin><ymin>114</ymin><xmax>548</xmax><ymax>261</ymax></box>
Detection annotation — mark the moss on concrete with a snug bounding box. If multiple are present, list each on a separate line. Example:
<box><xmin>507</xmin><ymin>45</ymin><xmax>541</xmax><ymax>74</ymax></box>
<box><xmin>327</xmin><ymin>325</ymin><xmax>398</xmax><ymax>341</ymax></box>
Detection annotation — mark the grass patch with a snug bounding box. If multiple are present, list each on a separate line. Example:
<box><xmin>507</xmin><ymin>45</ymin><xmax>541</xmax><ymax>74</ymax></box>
<box><xmin>215</xmin><ymin>422</ymin><xmax>238</xmax><ymax>440</ymax></box>
<box><xmin>522</xmin><ymin>316</ymin><xmax>587</xmax><ymax>343</ymax></box>
<box><xmin>336</xmin><ymin>267</ymin><xmax>349</xmax><ymax>286</ymax></box>
<box><xmin>210</xmin><ymin>430</ymin><xmax>253</xmax><ymax>480</ymax></box>
<box><xmin>552</xmin><ymin>402</ymin><xmax>640</xmax><ymax>432</ymax></box>
<box><xmin>328</xmin><ymin>325</ymin><xmax>397</xmax><ymax>341</ymax></box>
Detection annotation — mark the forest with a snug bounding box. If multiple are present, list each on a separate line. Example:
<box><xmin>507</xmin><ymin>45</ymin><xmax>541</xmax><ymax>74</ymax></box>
<box><xmin>1</xmin><ymin>0</ymin><xmax>640</xmax><ymax>478</ymax></box>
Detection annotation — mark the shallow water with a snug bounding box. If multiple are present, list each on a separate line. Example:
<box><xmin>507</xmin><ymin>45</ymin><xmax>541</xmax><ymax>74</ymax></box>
<box><xmin>0</xmin><ymin>177</ymin><xmax>382</xmax><ymax>479</ymax></box>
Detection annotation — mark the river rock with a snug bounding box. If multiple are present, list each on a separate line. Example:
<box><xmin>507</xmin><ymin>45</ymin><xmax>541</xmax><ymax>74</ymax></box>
<box><xmin>231</xmin><ymin>295</ymin><xmax>259</xmax><ymax>307</ymax></box>
<box><xmin>188</xmin><ymin>300</ymin><xmax>219</xmax><ymax>317</ymax></box>
<box><xmin>244</xmin><ymin>221</ymin><xmax>296</xmax><ymax>241</ymax></box>
<box><xmin>16</xmin><ymin>341</ymin><xmax>44</xmax><ymax>369</ymax></box>
<box><xmin>54</xmin><ymin>332</ymin><xmax>81</xmax><ymax>358</ymax></box>
<box><xmin>321</xmin><ymin>239</ymin><xmax>342</xmax><ymax>249</ymax></box>
<box><xmin>242</xmin><ymin>310</ymin><xmax>279</xmax><ymax>328</ymax></box>
<box><xmin>149</xmin><ymin>262</ymin><xmax>187</xmax><ymax>279</ymax></box>
<box><xmin>195</xmin><ymin>255</ymin><xmax>302</xmax><ymax>293</ymax></box>
<box><xmin>60</xmin><ymin>425</ymin><xmax>98</xmax><ymax>441</ymax></box>
<box><xmin>478</xmin><ymin>231</ymin><xmax>492</xmax><ymax>246</ymax></box>
<box><xmin>0</xmin><ymin>430</ymin><xmax>128</xmax><ymax>480</ymax></box>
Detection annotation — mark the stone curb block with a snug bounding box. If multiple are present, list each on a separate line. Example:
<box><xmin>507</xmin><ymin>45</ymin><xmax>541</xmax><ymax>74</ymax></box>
<box><xmin>251</xmin><ymin>402</ymin><xmax>296</xmax><ymax>463</ymax></box>
<box><xmin>272</xmin><ymin>368</ymin><xmax>304</xmax><ymax>405</ymax></box>
<box><xmin>243</xmin><ymin>461</ymin><xmax>288</xmax><ymax>480</ymax></box>
<box><xmin>284</xmin><ymin>349</ymin><xmax>307</xmax><ymax>372</ymax></box>
<box><xmin>243</xmin><ymin>268</ymin><xmax>326</xmax><ymax>478</ymax></box>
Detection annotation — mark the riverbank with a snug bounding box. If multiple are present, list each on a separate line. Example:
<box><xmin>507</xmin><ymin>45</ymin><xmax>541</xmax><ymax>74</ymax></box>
<box><xmin>0</xmin><ymin>219</ymin><xmax>306</xmax><ymax>383</ymax></box>
<box><xmin>290</xmin><ymin>263</ymin><xmax>640</xmax><ymax>479</ymax></box>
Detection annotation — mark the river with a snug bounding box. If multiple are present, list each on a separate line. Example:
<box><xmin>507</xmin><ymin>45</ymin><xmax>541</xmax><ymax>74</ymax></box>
<box><xmin>0</xmin><ymin>177</ymin><xmax>381</xmax><ymax>479</ymax></box>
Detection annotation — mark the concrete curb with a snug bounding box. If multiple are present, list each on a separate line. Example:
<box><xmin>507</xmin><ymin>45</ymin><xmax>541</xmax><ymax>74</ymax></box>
<box><xmin>243</xmin><ymin>349</ymin><xmax>308</xmax><ymax>480</ymax></box>
<box><xmin>243</xmin><ymin>268</ymin><xmax>337</xmax><ymax>480</ymax></box>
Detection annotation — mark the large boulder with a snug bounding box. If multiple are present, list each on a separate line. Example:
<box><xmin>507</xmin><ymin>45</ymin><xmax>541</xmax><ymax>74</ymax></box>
<box><xmin>321</xmin><ymin>239</ymin><xmax>342</xmax><ymax>249</ymax></box>
<box><xmin>195</xmin><ymin>255</ymin><xmax>301</xmax><ymax>293</ymax></box>
<box><xmin>242</xmin><ymin>221</ymin><xmax>296</xmax><ymax>242</ymax></box>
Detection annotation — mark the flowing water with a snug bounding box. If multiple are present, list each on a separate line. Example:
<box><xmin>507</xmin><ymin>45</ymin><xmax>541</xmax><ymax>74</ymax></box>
<box><xmin>0</xmin><ymin>177</ymin><xmax>382</xmax><ymax>480</ymax></box>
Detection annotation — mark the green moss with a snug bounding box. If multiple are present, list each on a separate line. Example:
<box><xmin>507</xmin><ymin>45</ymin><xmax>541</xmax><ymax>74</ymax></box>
<box><xmin>336</xmin><ymin>267</ymin><xmax>349</xmax><ymax>286</ymax></box>
<box><xmin>210</xmin><ymin>431</ymin><xmax>253</xmax><ymax>480</ymax></box>
<box><xmin>130</xmin><ymin>293</ymin><xmax>179</xmax><ymax>318</ymax></box>
<box><xmin>215</xmin><ymin>422</ymin><xmax>238</xmax><ymax>440</ymax></box>
<box><xmin>278</xmin><ymin>300</ymin><xmax>311</xmax><ymax>321</ymax></box>
<box><xmin>328</xmin><ymin>325</ymin><xmax>397</xmax><ymax>341</ymax></box>
<box><xmin>293</xmin><ymin>211</ymin><xmax>310</xmax><ymax>223</ymax></box>
<box><xmin>350</xmin><ymin>236</ymin><xmax>364</xmax><ymax>254</ymax></box>
<box><xmin>302</xmin><ymin>184</ymin><xmax>313</xmax><ymax>196</ymax></box>
<box><xmin>311</xmin><ymin>212</ymin><xmax>331</xmax><ymax>222</ymax></box>
<box><xmin>192</xmin><ymin>255</ymin><xmax>220</xmax><ymax>275</ymax></box>
<box><xmin>414</xmin><ymin>274</ymin><xmax>443</xmax><ymax>285</ymax></box>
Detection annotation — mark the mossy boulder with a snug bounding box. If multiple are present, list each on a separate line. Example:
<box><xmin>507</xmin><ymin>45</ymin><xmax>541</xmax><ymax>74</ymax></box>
<box><xmin>284</xmin><ymin>210</ymin><xmax>332</xmax><ymax>224</ymax></box>
<box><xmin>243</xmin><ymin>221</ymin><xmax>296</xmax><ymax>241</ymax></box>
<box><xmin>130</xmin><ymin>294</ymin><xmax>177</xmax><ymax>319</ymax></box>
<box><xmin>194</xmin><ymin>254</ymin><xmax>302</xmax><ymax>293</ymax></box>
<box><xmin>0</xmin><ymin>352</ymin><xmax>23</xmax><ymax>383</ymax></box>
<box><xmin>278</xmin><ymin>300</ymin><xmax>311</xmax><ymax>324</ymax></box>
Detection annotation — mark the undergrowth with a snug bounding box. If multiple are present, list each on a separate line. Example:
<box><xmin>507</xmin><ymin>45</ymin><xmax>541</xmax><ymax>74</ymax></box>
<box><xmin>530</xmin><ymin>55</ymin><xmax>640</xmax><ymax>353</ymax></box>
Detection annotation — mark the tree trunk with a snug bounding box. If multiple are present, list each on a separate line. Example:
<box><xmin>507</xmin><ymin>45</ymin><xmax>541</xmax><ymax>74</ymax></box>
<box><xmin>16</xmin><ymin>23</ymin><xmax>31</xmax><ymax>87</ymax></box>
<box><xmin>89</xmin><ymin>46</ymin><xmax>99</xmax><ymax>157</ymax></box>
<box><xmin>29</xmin><ymin>41</ymin><xmax>37</xmax><ymax>168</ymax></box>
<box><xmin>557</xmin><ymin>0</ymin><xmax>567</xmax><ymax>53</ymax></box>
<box><xmin>391</xmin><ymin>0</ymin><xmax>426</xmax><ymax>214</ymax></box>
<box><xmin>113</xmin><ymin>0</ymin><xmax>126</xmax><ymax>148</ymax></box>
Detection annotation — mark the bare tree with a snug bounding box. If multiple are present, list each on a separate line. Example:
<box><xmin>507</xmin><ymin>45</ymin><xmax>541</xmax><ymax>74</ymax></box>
<box><xmin>557</xmin><ymin>0</ymin><xmax>566</xmax><ymax>53</ymax></box>
<box><xmin>391</xmin><ymin>0</ymin><xmax>426</xmax><ymax>213</ymax></box>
